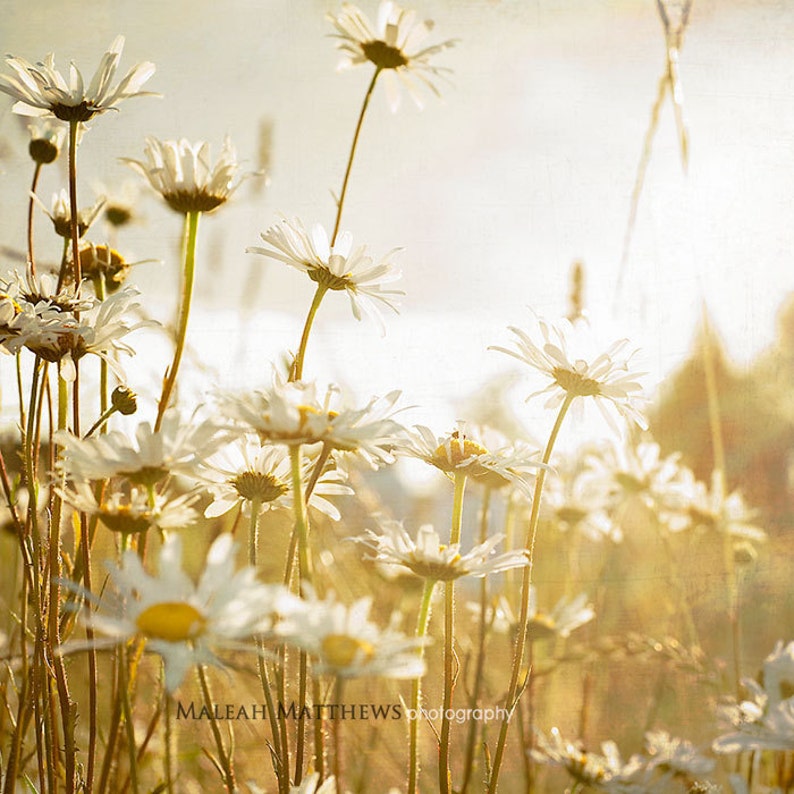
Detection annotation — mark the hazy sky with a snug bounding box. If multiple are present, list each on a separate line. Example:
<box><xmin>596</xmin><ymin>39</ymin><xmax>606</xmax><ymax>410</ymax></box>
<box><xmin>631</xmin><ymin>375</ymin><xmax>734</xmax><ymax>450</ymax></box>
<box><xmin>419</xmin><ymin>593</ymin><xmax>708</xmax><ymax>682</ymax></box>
<box><xmin>1</xmin><ymin>0</ymin><xmax>792</xmax><ymax>431</ymax></box>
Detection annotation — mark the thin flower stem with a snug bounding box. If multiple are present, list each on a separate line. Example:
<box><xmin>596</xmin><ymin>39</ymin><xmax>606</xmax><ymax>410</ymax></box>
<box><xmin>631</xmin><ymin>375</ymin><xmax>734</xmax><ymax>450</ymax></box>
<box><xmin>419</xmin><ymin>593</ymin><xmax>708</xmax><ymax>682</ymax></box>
<box><xmin>331</xmin><ymin>67</ymin><xmax>381</xmax><ymax>247</ymax></box>
<box><xmin>332</xmin><ymin>677</ymin><xmax>345</xmax><ymax>794</ymax></box>
<box><xmin>461</xmin><ymin>488</ymin><xmax>492</xmax><ymax>793</ymax></box>
<box><xmin>313</xmin><ymin>677</ymin><xmax>325</xmax><ymax>781</ymax></box>
<box><xmin>197</xmin><ymin>665</ymin><xmax>238</xmax><ymax>793</ymax></box>
<box><xmin>67</xmin><ymin>120</ymin><xmax>82</xmax><ymax>289</ymax></box>
<box><xmin>27</xmin><ymin>162</ymin><xmax>42</xmax><ymax>275</ymax></box>
<box><xmin>408</xmin><ymin>578</ymin><xmax>435</xmax><ymax>794</ymax></box>
<box><xmin>164</xmin><ymin>687</ymin><xmax>175</xmax><ymax>794</ymax></box>
<box><xmin>119</xmin><ymin>646</ymin><xmax>140</xmax><ymax>794</ymax></box>
<box><xmin>155</xmin><ymin>210</ymin><xmax>201</xmax><ymax>431</ymax></box>
<box><xmin>291</xmin><ymin>283</ymin><xmax>328</xmax><ymax>383</ymax></box>
<box><xmin>487</xmin><ymin>393</ymin><xmax>575</xmax><ymax>794</ymax></box>
<box><xmin>439</xmin><ymin>471</ymin><xmax>467</xmax><ymax>794</ymax></box>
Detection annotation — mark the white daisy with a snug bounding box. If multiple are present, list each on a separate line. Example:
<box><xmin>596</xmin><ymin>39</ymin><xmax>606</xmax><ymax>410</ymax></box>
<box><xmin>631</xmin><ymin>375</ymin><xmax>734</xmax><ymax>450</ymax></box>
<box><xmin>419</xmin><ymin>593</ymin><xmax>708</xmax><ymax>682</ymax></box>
<box><xmin>328</xmin><ymin>1</ymin><xmax>456</xmax><ymax>111</ymax></box>
<box><xmin>353</xmin><ymin>521</ymin><xmax>528</xmax><ymax>581</ymax></box>
<box><xmin>201</xmin><ymin>438</ymin><xmax>351</xmax><ymax>520</ymax></box>
<box><xmin>527</xmin><ymin>588</ymin><xmax>595</xmax><ymax>641</ymax></box>
<box><xmin>400</xmin><ymin>425</ymin><xmax>541</xmax><ymax>495</ymax></box>
<box><xmin>58</xmin><ymin>481</ymin><xmax>201</xmax><ymax>535</ymax></box>
<box><xmin>124</xmin><ymin>136</ymin><xmax>242</xmax><ymax>214</ymax></box>
<box><xmin>289</xmin><ymin>773</ymin><xmax>337</xmax><ymax>794</ymax></box>
<box><xmin>0</xmin><ymin>36</ymin><xmax>156</xmax><ymax>123</ymax></box>
<box><xmin>642</xmin><ymin>730</ymin><xmax>715</xmax><ymax>778</ymax></box>
<box><xmin>27</xmin><ymin>117</ymin><xmax>66</xmax><ymax>164</ymax></box>
<box><xmin>281</xmin><ymin>592</ymin><xmax>425</xmax><ymax>679</ymax></box>
<box><xmin>490</xmin><ymin>315</ymin><xmax>647</xmax><ymax>432</ymax></box>
<box><xmin>62</xmin><ymin>533</ymin><xmax>297</xmax><ymax>692</ymax></box>
<box><xmin>56</xmin><ymin>410</ymin><xmax>225</xmax><ymax>486</ymax></box>
<box><xmin>32</xmin><ymin>188</ymin><xmax>106</xmax><ymax>240</ymax></box>
<box><xmin>248</xmin><ymin>216</ymin><xmax>402</xmax><ymax>332</ymax></box>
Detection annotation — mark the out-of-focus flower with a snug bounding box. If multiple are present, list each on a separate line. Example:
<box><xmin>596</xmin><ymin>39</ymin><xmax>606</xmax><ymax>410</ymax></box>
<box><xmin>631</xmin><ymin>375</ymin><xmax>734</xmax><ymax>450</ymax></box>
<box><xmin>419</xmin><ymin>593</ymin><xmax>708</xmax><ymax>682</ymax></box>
<box><xmin>527</xmin><ymin>588</ymin><xmax>595</xmax><ymax>641</ymax></box>
<box><xmin>491</xmin><ymin>315</ymin><xmax>647</xmax><ymax>432</ymax></box>
<box><xmin>27</xmin><ymin>118</ymin><xmax>66</xmax><ymax>164</ymax></box>
<box><xmin>281</xmin><ymin>591</ymin><xmax>425</xmax><ymax>679</ymax></box>
<box><xmin>61</xmin><ymin>534</ymin><xmax>296</xmax><ymax>692</ymax></box>
<box><xmin>248</xmin><ymin>217</ymin><xmax>402</xmax><ymax>332</ymax></box>
<box><xmin>642</xmin><ymin>730</ymin><xmax>715</xmax><ymax>778</ymax></box>
<box><xmin>353</xmin><ymin>520</ymin><xmax>528</xmax><ymax>581</ymax></box>
<box><xmin>124</xmin><ymin>136</ymin><xmax>242</xmax><ymax>214</ymax></box>
<box><xmin>32</xmin><ymin>189</ymin><xmax>105</xmax><ymax>240</ymax></box>
<box><xmin>201</xmin><ymin>438</ymin><xmax>351</xmax><ymax>520</ymax></box>
<box><xmin>0</xmin><ymin>36</ymin><xmax>156</xmax><ymax>123</ymax></box>
<box><xmin>400</xmin><ymin>425</ymin><xmax>541</xmax><ymax>494</ymax></box>
<box><xmin>56</xmin><ymin>410</ymin><xmax>224</xmax><ymax>486</ymax></box>
<box><xmin>288</xmin><ymin>773</ymin><xmax>337</xmax><ymax>794</ymax></box>
<box><xmin>328</xmin><ymin>1</ymin><xmax>456</xmax><ymax>111</ymax></box>
<box><xmin>77</xmin><ymin>243</ymin><xmax>150</xmax><ymax>294</ymax></box>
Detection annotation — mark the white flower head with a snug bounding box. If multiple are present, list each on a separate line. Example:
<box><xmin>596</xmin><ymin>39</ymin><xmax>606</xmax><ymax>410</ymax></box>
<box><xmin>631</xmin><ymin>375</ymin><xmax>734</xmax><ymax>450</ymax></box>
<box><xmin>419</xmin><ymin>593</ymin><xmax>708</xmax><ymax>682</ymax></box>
<box><xmin>328</xmin><ymin>1</ymin><xmax>456</xmax><ymax>111</ymax></box>
<box><xmin>124</xmin><ymin>136</ymin><xmax>242</xmax><ymax>214</ymax></box>
<box><xmin>0</xmin><ymin>36</ymin><xmax>156</xmax><ymax>123</ymax></box>
<box><xmin>33</xmin><ymin>188</ymin><xmax>106</xmax><ymax>240</ymax></box>
<box><xmin>528</xmin><ymin>588</ymin><xmax>595</xmax><ymax>640</ymax></box>
<box><xmin>353</xmin><ymin>521</ymin><xmax>528</xmax><ymax>581</ymax></box>
<box><xmin>491</xmin><ymin>315</ymin><xmax>647</xmax><ymax>433</ymax></box>
<box><xmin>289</xmin><ymin>773</ymin><xmax>337</xmax><ymax>794</ymax></box>
<box><xmin>62</xmin><ymin>534</ymin><xmax>297</xmax><ymax>692</ymax></box>
<box><xmin>281</xmin><ymin>591</ymin><xmax>425</xmax><ymax>679</ymax></box>
<box><xmin>248</xmin><ymin>217</ymin><xmax>403</xmax><ymax>333</ymax></box>
<box><xmin>642</xmin><ymin>730</ymin><xmax>715</xmax><ymax>778</ymax></box>
<box><xmin>27</xmin><ymin>117</ymin><xmax>66</xmax><ymax>164</ymax></box>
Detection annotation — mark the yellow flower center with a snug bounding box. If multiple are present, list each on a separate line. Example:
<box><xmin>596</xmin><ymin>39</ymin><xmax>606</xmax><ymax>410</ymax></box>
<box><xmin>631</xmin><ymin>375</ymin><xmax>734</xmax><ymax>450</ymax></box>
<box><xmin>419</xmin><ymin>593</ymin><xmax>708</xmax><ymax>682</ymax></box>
<box><xmin>308</xmin><ymin>266</ymin><xmax>352</xmax><ymax>292</ymax></box>
<box><xmin>98</xmin><ymin>504</ymin><xmax>152</xmax><ymax>535</ymax></box>
<box><xmin>432</xmin><ymin>436</ymin><xmax>489</xmax><ymax>470</ymax></box>
<box><xmin>164</xmin><ymin>189</ymin><xmax>227</xmax><ymax>214</ymax></box>
<box><xmin>321</xmin><ymin>634</ymin><xmax>374</xmax><ymax>668</ymax></box>
<box><xmin>361</xmin><ymin>40</ymin><xmax>409</xmax><ymax>69</ymax></box>
<box><xmin>232</xmin><ymin>471</ymin><xmax>289</xmax><ymax>503</ymax></box>
<box><xmin>551</xmin><ymin>367</ymin><xmax>602</xmax><ymax>397</ymax></box>
<box><xmin>135</xmin><ymin>602</ymin><xmax>206</xmax><ymax>642</ymax></box>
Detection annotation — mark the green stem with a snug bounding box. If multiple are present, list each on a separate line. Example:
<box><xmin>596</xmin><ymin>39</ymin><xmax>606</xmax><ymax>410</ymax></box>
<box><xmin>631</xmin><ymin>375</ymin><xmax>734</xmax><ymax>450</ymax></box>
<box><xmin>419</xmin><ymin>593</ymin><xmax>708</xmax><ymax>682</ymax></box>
<box><xmin>331</xmin><ymin>67</ymin><xmax>381</xmax><ymax>246</ymax></box>
<box><xmin>291</xmin><ymin>284</ymin><xmax>328</xmax><ymax>383</ymax></box>
<box><xmin>408</xmin><ymin>579</ymin><xmax>436</xmax><ymax>794</ymax></box>
<box><xmin>197</xmin><ymin>665</ymin><xmax>237</xmax><ymax>793</ymax></box>
<box><xmin>487</xmin><ymin>393</ymin><xmax>575</xmax><ymax>793</ymax></box>
<box><xmin>439</xmin><ymin>471</ymin><xmax>467</xmax><ymax>794</ymax></box>
<box><xmin>155</xmin><ymin>210</ymin><xmax>201</xmax><ymax>431</ymax></box>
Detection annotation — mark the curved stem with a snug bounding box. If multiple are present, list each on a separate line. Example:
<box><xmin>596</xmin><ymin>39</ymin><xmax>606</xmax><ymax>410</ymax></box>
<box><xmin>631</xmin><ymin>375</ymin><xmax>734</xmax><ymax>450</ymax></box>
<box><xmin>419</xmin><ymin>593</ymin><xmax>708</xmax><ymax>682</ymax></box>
<box><xmin>155</xmin><ymin>210</ymin><xmax>201</xmax><ymax>431</ymax></box>
<box><xmin>439</xmin><ymin>471</ymin><xmax>467</xmax><ymax>794</ymax></box>
<box><xmin>27</xmin><ymin>162</ymin><xmax>42</xmax><ymax>275</ymax></box>
<box><xmin>291</xmin><ymin>284</ymin><xmax>328</xmax><ymax>383</ymax></box>
<box><xmin>408</xmin><ymin>579</ymin><xmax>436</xmax><ymax>794</ymax></box>
<box><xmin>331</xmin><ymin>67</ymin><xmax>381</xmax><ymax>247</ymax></box>
<box><xmin>487</xmin><ymin>393</ymin><xmax>575</xmax><ymax>793</ymax></box>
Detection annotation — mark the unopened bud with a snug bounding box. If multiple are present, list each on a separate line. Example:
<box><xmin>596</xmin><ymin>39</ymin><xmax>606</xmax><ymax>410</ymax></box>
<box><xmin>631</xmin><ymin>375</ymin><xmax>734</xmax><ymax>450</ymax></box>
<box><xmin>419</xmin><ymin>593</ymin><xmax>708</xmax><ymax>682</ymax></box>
<box><xmin>111</xmin><ymin>386</ymin><xmax>137</xmax><ymax>415</ymax></box>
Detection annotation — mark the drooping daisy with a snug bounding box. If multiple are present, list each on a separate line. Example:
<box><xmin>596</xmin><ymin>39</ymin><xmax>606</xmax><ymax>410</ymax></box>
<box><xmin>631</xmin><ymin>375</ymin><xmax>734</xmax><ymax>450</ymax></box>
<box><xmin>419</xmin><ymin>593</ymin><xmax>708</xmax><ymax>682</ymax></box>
<box><xmin>281</xmin><ymin>591</ymin><xmax>425</xmax><ymax>679</ymax></box>
<box><xmin>56</xmin><ymin>410</ymin><xmax>225</xmax><ymax>486</ymax></box>
<box><xmin>62</xmin><ymin>533</ymin><xmax>297</xmax><ymax>692</ymax></box>
<box><xmin>201</xmin><ymin>438</ymin><xmax>351</xmax><ymax>520</ymax></box>
<box><xmin>248</xmin><ymin>216</ymin><xmax>403</xmax><ymax>331</ymax></box>
<box><xmin>400</xmin><ymin>425</ymin><xmax>541</xmax><ymax>495</ymax></box>
<box><xmin>328</xmin><ymin>1</ymin><xmax>456</xmax><ymax>111</ymax></box>
<box><xmin>124</xmin><ymin>136</ymin><xmax>243</xmax><ymax>214</ymax></box>
<box><xmin>32</xmin><ymin>189</ymin><xmax>106</xmax><ymax>240</ymax></box>
<box><xmin>0</xmin><ymin>36</ymin><xmax>156</xmax><ymax>123</ymax></box>
<box><xmin>27</xmin><ymin>117</ymin><xmax>66</xmax><ymax>164</ymax></box>
<box><xmin>491</xmin><ymin>315</ymin><xmax>647</xmax><ymax>432</ymax></box>
<box><xmin>353</xmin><ymin>521</ymin><xmax>528</xmax><ymax>581</ymax></box>
<box><xmin>58</xmin><ymin>481</ymin><xmax>201</xmax><ymax>535</ymax></box>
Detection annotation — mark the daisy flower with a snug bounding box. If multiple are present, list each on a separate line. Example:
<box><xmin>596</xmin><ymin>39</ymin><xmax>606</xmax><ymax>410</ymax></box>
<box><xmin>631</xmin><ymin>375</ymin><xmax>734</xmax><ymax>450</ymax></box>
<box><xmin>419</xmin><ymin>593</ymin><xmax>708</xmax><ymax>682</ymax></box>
<box><xmin>62</xmin><ymin>533</ymin><xmax>296</xmax><ymax>692</ymax></box>
<box><xmin>248</xmin><ymin>216</ymin><xmax>402</xmax><ymax>332</ymax></box>
<box><xmin>201</xmin><ymin>438</ymin><xmax>351</xmax><ymax>520</ymax></box>
<box><xmin>58</xmin><ymin>481</ymin><xmax>201</xmax><ymax>535</ymax></box>
<box><xmin>328</xmin><ymin>1</ymin><xmax>456</xmax><ymax>111</ymax></box>
<box><xmin>400</xmin><ymin>425</ymin><xmax>541</xmax><ymax>495</ymax></box>
<box><xmin>490</xmin><ymin>315</ymin><xmax>647</xmax><ymax>432</ymax></box>
<box><xmin>27</xmin><ymin>117</ymin><xmax>66</xmax><ymax>164</ymax></box>
<box><xmin>33</xmin><ymin>188</ymin><xmax>105</xmax><ymax>240</ymax></box>
<box><xmin>56</xmin><ymin>410</ymin><xmax>225</xmax><ymax>486</ymax></box>
<box><xmin>353</xmin><ymin>521</ymin><xmax>529</xmax><ymax>581</ymax></box>
<box><xmin>124</xmin><ymin>136</ymin><xmax>243</xmax><ymax>214</ymax></box>
<box><xmin>642</xmin><ymin>730</ymin><xmax>715</xmax><ymax>778</ymax></box>
<box><xmin>0</xmin><ymin>36</ymin><xmax>156</xmax><ymax>123</ymax></box>
<box><xmin>281</xmin><ymin>592</ymin><xmax>425</xmax><ymax>679</ymax></box>
<box><xmin>527</xmin><ymin>588</ymin><xmax>595</xmax><ymax>641</ymax></box>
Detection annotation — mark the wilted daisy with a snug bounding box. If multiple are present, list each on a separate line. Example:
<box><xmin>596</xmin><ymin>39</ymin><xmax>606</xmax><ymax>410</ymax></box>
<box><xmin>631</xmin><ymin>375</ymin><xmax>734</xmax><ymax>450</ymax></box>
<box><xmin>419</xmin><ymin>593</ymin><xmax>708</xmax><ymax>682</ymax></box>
<box><xmin>58</xmin><ymin>482</ymin><xmax>201</xmax><ymax>535</ymax></box>
<box><xmin>248</xmin><ymin>217</ymin><xmax>403</xmax><ymax>331</ymax></box>
<box><xmin>124</xmin><ymin>136</ymin><xmax>242</xmax><ymax>214</ymax></box>
<box><xmin>282</xmin><ymin>592</ymin><xmax>425</xmax><ymax>679</ymax></box>
<box><xmin>32</xmin><ymin>189</ymin><xmax>105</xmax><ymax>240</ymax></box>
<box><xmin>0</xmin><ymin>36</ymin><xmax>156</xmax><ymax>123</ymax></box>
<box><xmin>400</xmin><ymin>425</ymin><xmax>541</xmax><ymax>494</ymax></box>
<box><xmin>27</xmin><ymin>117</ymin><xmax>66</xmax><ymax>164</ymax></box>
<box><xmin>63</xmin><ymin>533</ymin><xmax>296</xmax><ymax>692</ymax></box>
<box><xmin>353</xmin><ymin>521</ymin><xmax>529</xmax><ymax>581</ymax></box>
<box><xmin>328</xmin><ymin>1</ymin><xmax>456</xmax><ymax>111</ymax></box>
<box><xmin>56</xmin><ymin>410</ymin><xmax>224</xmax><ymax>486</ymax></box>
<box><xmin>201</xmin><ymin>438</ymin><xmax>351</xmax><ymax>520</ymax></box>
<box><xmin>491</xmin><ymin>315</ymin><xmax>647</xmax><ymax>432</ymax></box>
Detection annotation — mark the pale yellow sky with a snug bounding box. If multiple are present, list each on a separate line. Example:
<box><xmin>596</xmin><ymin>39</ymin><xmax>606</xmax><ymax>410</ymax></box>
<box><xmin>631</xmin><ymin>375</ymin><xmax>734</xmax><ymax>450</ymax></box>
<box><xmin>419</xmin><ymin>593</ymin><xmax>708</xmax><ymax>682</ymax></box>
<box><xmin>1</xmin><ymin>0</ymin><xmax>792</xmax><ymax>431</ymax></box>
